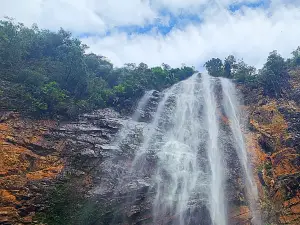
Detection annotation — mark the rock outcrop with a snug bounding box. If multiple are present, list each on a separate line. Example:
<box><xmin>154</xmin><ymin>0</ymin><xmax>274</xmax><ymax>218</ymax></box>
<box><xmin>1</xmin><ymin>73</ymin><xmax>300</xmax><ymax>225</ymax></box>
<box><xmin>0</xmin><ymin>112</ymin><xmax>64</xmax><ymax>224</ymax></box>
<box><xmin>44</xmin><ymin>106</ymin><xmax>157</xmax><ymax>224</ymax></box>
<box><xmin>239</xmin><ymin>72</ymin><xmax>300</xmax><ymax>224</ymax></box>
<box><xmin>0</xmin><ymin>95</ymin><xmax>159</xmax><ymax>225</ymax></box>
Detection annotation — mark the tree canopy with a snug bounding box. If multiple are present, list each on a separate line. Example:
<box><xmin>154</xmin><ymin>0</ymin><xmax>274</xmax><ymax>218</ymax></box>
<box><xmin>204</xmin><ymin>47</ymin><xmax>300</xmax><ymax>96</ymax></box>
<box><xmin>259</xmin><ymin>50</ymin><xmax>289</xmax><ymax>97</ymax></box>
<box><xmin>1</xmin><ymin>18</ymin><xmax>299</xmax><ymax>118</ymax></box>
<box><xmin>0</xmin><ymin>19</ymin><xmax>196</xmax><ymax>118</ymax></box>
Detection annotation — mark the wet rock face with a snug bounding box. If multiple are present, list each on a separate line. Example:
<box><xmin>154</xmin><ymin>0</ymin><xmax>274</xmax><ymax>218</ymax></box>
<box><xmin>135</xmin><ymin>90</ymin><xmax>160</xmax><ymax>123</ymax></box>
<box><xmin>51</xmin><ymin>85</ymin><xmax>253</xmax><ymax>225</ymax></box>
<box><xmin>0</xmin><ymin>89</ymin><xmax>256</xmax><ymax>224</ymax></box>
<box><xmin>0</xmin><ymin>112</ymin><xmax>64</xmax><ymax>224</ymax></box>
<box><xmin>0</xmin><ymin>96</ymin><xmax>161</xmax><ymax>224</ymax></box>
<box><xmin>1</xmin><ymin>74</ymin><xmax>300</xmax><ymax>225</ymax></box>
<box><xmin>51</xmin><ymin>108</ymin><xmax>156</xmax><ymax>224</ymax></box>
<box><xmin>238</xmin><ymin>75</ymin><xmax>300</xmax><ymax>224</ymax></box>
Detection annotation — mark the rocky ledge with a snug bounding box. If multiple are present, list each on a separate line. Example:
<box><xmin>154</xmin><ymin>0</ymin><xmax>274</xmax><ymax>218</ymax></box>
<box><xmin>0</xmin><ymin>112</ymin><xmax>64</xmax><ymax>224</ymax></box>
<box><xmin>239</xmin><ymin>71</ymin><xmax>300</xmax><ymax>225</ymax></box>
<box><xmin>0</xmin><ymin>76</ymin><xmax>299</xmax><ymax>225</ymax></box>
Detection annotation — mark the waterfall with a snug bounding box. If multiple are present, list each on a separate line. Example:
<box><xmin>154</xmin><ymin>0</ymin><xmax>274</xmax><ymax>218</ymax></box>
<box><xmin>202</xmin><ymin>73</ymin><xmax>227</xmax><ymax>225</ymax></box>
<box><xmin>114</xmin><ymin>90</ymin><xmax>154</xmax><ymax>148</ymax></box>
<box><xmin>152</xmin><ymin>75</ymin><xmax>203</xmax><ymax>225</ymax></box>
<box><xmin>113</xmin><ymin>73</ymin><xmax>260</xmax><ymax>225</ymax></box>
<box><xmin>220</xmin><ymin>78</ymin><xmax>261</xmax><ymax>225</ymax></box>
<box><xmin>132</xmin><ymin>90</ymin><xmax>155</xmax><ymax>121</ymax></box>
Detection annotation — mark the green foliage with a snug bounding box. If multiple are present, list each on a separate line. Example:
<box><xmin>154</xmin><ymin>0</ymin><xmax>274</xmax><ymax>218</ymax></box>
<box><xmin>223</xmin><ymin>55</ymin><xmax>236</xmax><ymax>78</ymax></box>
<box><xmin>287</xmin><ymin>46</ymin><xmax>300</xmax><ymax>68</ymax></box>
<box><xmin>35</xmin><ymin>176</ymin><xmax>125</xmax><ymax>225</ymax></box>
<box><xmin>204</xmin><ymin>56</ymin><xmax>257</xmax><ymax>85</ymax></box>
<box><xmin>233</xmin><ymin>61</ymin><xmax>257</xmax><ymax>83</ymax></box>
<box><xmin>204</xmin><ymin>49</ymin><xmax>296</xmax><ymax>95</ymax></box>
<box><xmin>204</xmin><ymin>58</ymin><xmax>224</xmax><ymax>77</ymax></box>
<box><xmin>40</xmin><ymin>82</ymin><xmax>69</xmax><ymax>115</ymax></box>
<box><xmin>35</xmin><ymin>177</ymin><xmax>103</xmax><ymax>225</ymax></box>
<box><xmin>87</xmin><ymin>77</ymin><xmax>108</xmax><ymax>108</ymax></box>
<box><xmin>35</xmin><ymin>182</ymin><xmax>82</xmax><ymax>225</ymax></box>
<box><xmin>5</xmin><ymin>17</ymin><xmax>297</xmax><ymax>117</ymax></box>
<box><xmin>0</xmin><ymin>19</ymin><xmax>196</xmax><ymax>118</ymax></box>
<box><xmin>258</xmin><ymin>50</ymin><xmax>289</xmax><ymax>97</ymax></box>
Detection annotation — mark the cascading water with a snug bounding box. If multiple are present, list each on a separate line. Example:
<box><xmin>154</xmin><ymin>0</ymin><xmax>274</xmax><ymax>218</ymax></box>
<box><xmin>112</xmin><ymin>73</ymin><xmax>260</xmax><ymax>225</ymax></box>
<box><xmin>115</xmin><ymin>90</ymin><xmax>155</xmax><ymax>144</ymax></box>
<box><xmin>202</xmin><ymin>73</ymin><xmax>227</xmax><ymax>225</ymax></box>
<box><xmin>132</xmin><ymin>90</ymin><xmax>155</xmax><ymax>122</ymax></box>
<box><xmin>221</xmin><ymin>78</ymin><xmax>261</xmax><ymax>225</ymax></box>
<box><xmin>152</xmin><ymin>75</ymin><xmax>204</xmax><ymax>225</ymax></box>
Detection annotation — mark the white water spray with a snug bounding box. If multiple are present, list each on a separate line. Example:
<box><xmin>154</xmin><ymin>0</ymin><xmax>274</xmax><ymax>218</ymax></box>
<box><xmin>221</xmin><ymin>78</ymin><xmax>261</xmax><ymax>225</ymax></box>
<box><xmin>132</xmin><ymin>90</ymin><xmax>155</xmax><ymax>121</ymax></box>
<box><xmin>114</xmin><ymin>90</ymin><xmax>154</xmax><ymax>147</ymax></box>
<box><xmin>152</xmin><ymin>74</ymin><xmax>204</xmax><ymax>225</ymax></box>
<box><xmin>113</xmin><ymin>73</ymin><xmax>260</xmax><ymax>225</ymax></box>
<box><xmin>202</xmin><ymin>73</ymin><xmax>227</xmax><ymax>225</ymax></box>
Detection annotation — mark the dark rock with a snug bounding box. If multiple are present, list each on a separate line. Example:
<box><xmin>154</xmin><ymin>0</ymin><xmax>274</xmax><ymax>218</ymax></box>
<box><xmin>258</xmin><ymin>134</ymin><xmax>275</xmax><ymax>153</ymax></box>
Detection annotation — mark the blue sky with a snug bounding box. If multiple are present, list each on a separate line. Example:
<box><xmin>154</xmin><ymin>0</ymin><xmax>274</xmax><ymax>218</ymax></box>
<box><xmin>1</xmin><ymin>0</ymin><xmax>300</xmax><ymax>69</ymax></box>
<box><xmin>80</xmin><ymin>0</ymin><xmax>270</xmax><ymax>38</ymax></box>
<box><xmin>229</xmin><ymin>0</ymin><xmax>268</xmax><ymax>11</ymax></box>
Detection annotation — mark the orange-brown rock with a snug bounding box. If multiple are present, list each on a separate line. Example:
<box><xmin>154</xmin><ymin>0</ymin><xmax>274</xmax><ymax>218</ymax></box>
<box><xmin>0</xmin><ymin>189</ymin><xmax>18</xmax><ymax>205</ymax></box>
<box><xmin>241</xmin><ymin>73</ymin><xmax>300</xmax><ymax>224</ymax></box>
<box><xmin>229</xmin><ymin>206</ymin><xmax>251</xmax><ymax>225</ymax></box>
<box><xmin>0</xmin><ymin>207</ymin><xmax>19</xmax><ymax>223</ymax></box>
<box><xmin>271</xmin><ymin>148</ymin><xmax>299</xmax><ymax>177</ymax></box>
<box><xmin>279</xmin><ymin>214</ymin><xmax>300</xmax><ymax>224</ymax></box>
<box><xmin>0</xmin><ymin>112</ymin><xmax>64</xmax><ymax>224</ymax></box>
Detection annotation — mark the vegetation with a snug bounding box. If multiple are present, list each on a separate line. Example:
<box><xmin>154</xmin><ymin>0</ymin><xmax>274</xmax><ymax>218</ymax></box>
<box><xmin>35</xmin><ymin>174</ymin><xmax>127</xmax><ymax>225</ymax></box>
<box><xmin>0</xmin><ymin>19</ymin><xmax>195</xmax><ymax>118</ymax></box>
<box><xmin>259</xmin><ymin>50</ymin><xmax>289</xmax><ymax>97</ymax></box>
<box><xmin>204</xmin><ymin>48</ymin><xmax>300</xmax><ymax>96</ymax></box>
<box><xmin>35</xmin><ymin>176</ymin><xmax>103</xmax><ymax>225</ymax></box>
<box><xmin>1</xmin><ymin>18</ymin><xmax>300</xmax><ymax>118</ymax></box>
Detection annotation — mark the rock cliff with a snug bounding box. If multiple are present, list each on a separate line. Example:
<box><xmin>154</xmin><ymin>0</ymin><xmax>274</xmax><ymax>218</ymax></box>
<box><xmin>0</xmin><ymin>72</ymin><xmax>299</xmax><ymax>224</ymax></box>
<box><xmin>239</xmin><ymin>69</ymin><xmax>300</xmax><ymax>224</ymax></box>
<box><xmin>0</xmin><ymin>112</ymin><xmax>64</xmax><ymax>224</ymax></box>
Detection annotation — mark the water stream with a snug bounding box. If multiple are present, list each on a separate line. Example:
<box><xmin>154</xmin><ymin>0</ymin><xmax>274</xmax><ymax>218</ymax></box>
<box><xmin>113</xmin><ymin>73</ymin><xmax>260</xmax><ymax>225</ymax></box>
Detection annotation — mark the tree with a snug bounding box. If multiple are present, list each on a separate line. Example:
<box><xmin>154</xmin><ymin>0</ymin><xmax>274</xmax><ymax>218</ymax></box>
<box><xmin>87</xmin><ymin>77</ymin><xmax>108</xmax><ymax>108</ymax></box>
<box><xmin>84</xmin><ymin>53</ymin><xmax>113</xmax><ymax>78</ymax></box>
<box><xmin>259</xmin><ymin>51</ymin><xmax>289</xmax><ymax>97</ymax></box>
<box><xmin>233</xmin><ymin>60</ymin><xmax>256</xmax><ymax>83</ymax></box>
<box><xmin>151</xmin><ymin>66</ymin><xmax>169</xmax><ymax>88</ymax></box>
<box><xmin>204</xmin><ymin>58</ymin><xmax>224</xmax><ymax>77</ymax></box>
<box><xmin>0</xmin><ymin>19</ymin><xmax>196</xmax><ymax>118</ymax></box>
<box><xmin>224</xmin><ymin>55</ymin><xmax>236</xmax><ymax>78</ymax></box>
<box><xmin>41</xmin><ymin>81</ymin><xmax>69</xmax><ymax>114</ymax></box>
<box><xmin>289</xmin><ymin>46</ymin><xmax>300</xmax><ymax>67</ymax></box>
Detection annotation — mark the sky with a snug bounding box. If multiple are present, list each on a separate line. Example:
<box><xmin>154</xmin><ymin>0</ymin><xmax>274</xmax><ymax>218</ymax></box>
<box><xmin>1</xmin><ymin>0</ymin><xmax>300</xmax><ymax>69</ymax></box>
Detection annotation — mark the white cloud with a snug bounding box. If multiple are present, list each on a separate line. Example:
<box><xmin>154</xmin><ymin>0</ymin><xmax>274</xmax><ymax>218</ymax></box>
<box><xmin>0</xmin><ymin>0</ymin><xmax>156</xmax><ymax>34</ymax></box>
<box><xmin>82</xmin><ymin>1</ymin><xmax>300</xmax><ymax>69</ymax></box>
<box><xmin>93</xmin><ymin>0</ymin><xmax>156</xmax><ymax>27</ymax></box>
<box><xmin>1</xmin><ymin>0</ymin><xmax>300</xmax><ymax>69</ymax></box>
<box><xmin>151</xmin><ymin>0</ymin><xmax>263</xmax><ymax>15</ymax></box>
